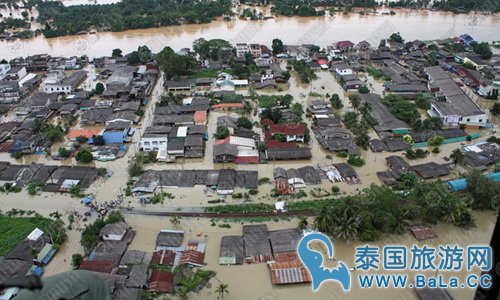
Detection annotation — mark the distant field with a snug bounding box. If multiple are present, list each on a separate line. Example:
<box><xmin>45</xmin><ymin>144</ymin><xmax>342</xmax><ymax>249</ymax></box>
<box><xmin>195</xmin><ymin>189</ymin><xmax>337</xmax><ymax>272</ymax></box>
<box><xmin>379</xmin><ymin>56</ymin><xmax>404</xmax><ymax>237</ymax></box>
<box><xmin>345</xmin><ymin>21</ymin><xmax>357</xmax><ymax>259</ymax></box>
<box><xmin>0</xmin><ymin>215</ymin><xmax>57</xmax><ymax>256</ymax></box>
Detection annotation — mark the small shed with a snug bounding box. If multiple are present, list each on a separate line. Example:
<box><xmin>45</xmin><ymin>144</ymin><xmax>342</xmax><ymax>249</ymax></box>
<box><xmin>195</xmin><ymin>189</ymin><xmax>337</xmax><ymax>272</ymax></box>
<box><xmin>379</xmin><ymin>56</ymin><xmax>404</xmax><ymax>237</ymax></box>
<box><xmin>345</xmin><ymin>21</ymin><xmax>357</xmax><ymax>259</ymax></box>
<box><xmin>410</xmin><ymin>224</ymin><xmax>437</xmax><ymax>241</ymax></box>
<box><xmin>219</xmin><ymin>236</ymin><xmax>244</xmax><ymax>265</ymax></box>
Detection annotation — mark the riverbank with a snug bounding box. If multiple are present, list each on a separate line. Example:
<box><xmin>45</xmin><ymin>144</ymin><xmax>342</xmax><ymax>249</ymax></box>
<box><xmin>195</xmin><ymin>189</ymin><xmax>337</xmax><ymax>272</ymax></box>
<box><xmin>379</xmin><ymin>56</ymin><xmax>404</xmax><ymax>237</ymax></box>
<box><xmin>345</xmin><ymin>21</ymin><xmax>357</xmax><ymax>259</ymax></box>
<box><xmin>1</xmin><ymin>9</ymin><xmax>500</xmax><ymax>60</ymax></box>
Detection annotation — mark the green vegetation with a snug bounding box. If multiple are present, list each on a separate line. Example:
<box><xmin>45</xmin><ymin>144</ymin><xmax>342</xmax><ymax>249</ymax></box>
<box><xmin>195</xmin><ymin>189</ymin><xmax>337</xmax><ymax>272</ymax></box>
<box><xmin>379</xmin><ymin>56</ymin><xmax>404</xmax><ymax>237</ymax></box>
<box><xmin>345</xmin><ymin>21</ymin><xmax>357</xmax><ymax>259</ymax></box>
<box><xmin>389</xmin><ymin>32</ymin><xmax>404</xmax><ymax>44</ymax></box>
<box><xmin>292</xmin><ymin>60</ymin><xmax>317</xmax><ymax>83</ymax></box>
<box><xmin>27</xmin><ymin>181</ymin><xmax>44</xmax><ymax>196</ymax></box>
<box><xmin>176</xmin><ymin>267</ymin><xmax>216</xmax><ymax>299</ymax></box>
<box><xmin>58</xmin><ymin>147</ymin><xmax>72</xmax><ymax>158</ymax></box>
<box><xmin>358</xmin><ymin>86</ymin><xmax>370</xmax><ymax>94</ymax></box>
<box><xmin>75</xmin><ymin>148</ymin><xmax>93</xmax><ymax>163</ymax></box>
<box><xmin>0</xmin><ymin>212</ymin><xmax>67</xmax><ymax>256</ymax></box>
<box><xmin>37</xmin><ymin>0</ymin><xmax>231</xmax><ymax>37</ymax></box>
<box><xmin>213</xmin><ymin>125</ymin><xmax>230</xmax><ymax>139</ymax></box>
<box><xmin>383</xmin><ymin>94</ymin><xmax>421</xmax><ymax>127</ymax></box>
<box><xmin>157</xmin><ymin>46</ymin><xmax>197</xmax><ymax>80</ymax></box>
<box><xmin>0</xmin><ymin>183</ymin><xmax>22</xmax><ymax>193</ymax></box>
<box><xmin>405</xmin><ymin>148</ymin><xmax>429</xmax><ymax>160</ymax></box>
<box><xmin>127</xmin><ymin>45</ymin><xmax>154</xmax><ymax>65</ymax></box>
<box><xmin>367</xmin><ymin>66</ymin><xmax>391</xmax><ymax>81</ymax></box>
<box><xmin>428</xmin><ymin>135</ymin><xmax>444</xmax><ymax>146</ymax></box>
<box><xmin>330</xmin><ymin>93</ymin><xmax>343</xmax><ymax>109</ymax></box>
<box><xmin>258</xmin><ymin>94</ymin><xmax>293</xmax><ymax>109</ymax></box>
<box><xmin>94</xmin><ymin>82</ymin><xmax>105</xmax><ymax>95</ymax></box>
<box><xmin>216</xmin><ymin>283</ymin><xmax>229</xmax><ymax>300</ymax></box>
<box><xmin>71</xmin><ymin>253</ymin><xmax>83</xmax><ymax>269</ymax></box>
<box><xmin>342</xmin><ymin>98</ymin><xmax>372</xmax><ymax>150</ymax></box>
<box><xmin>80</xmin><ymin>211</ymin><xmax>125</xmax><ymax>254</ymax></box>
<box><xmin>271</xmin><ymin>0</ymin><xmax>326</xmax><ymax>16</ymax></box>
<box><xmin>433</xmin><ymin>0</ymin><xmax>500</xmax><ymax>13</ymax></box>
<box><xmin>315</xmin><ymin>182</ymin><xmax>474</xmax><ymax>242</ymax></box>
<box><xmin>466</xmin><ymin>169</ymin><xmax>500</xmax><ymax>210</ymax></box>
<box><xmin>272</xmin><ymin>38</ymin><xmax>284</xmax><ymax>54</ymax></box>
<box><xmin>205</xmin><ymin>203</ymin><xmax>275</xmax><ymax>214</ymax></box>
<box><xmin>415</xmin><ymin>94</ymin><xmax>430</xmax><ymax>110</ymax></box>
<box><xmin>347</xmin><ymin>154</ymin><xmax>365</xmax><ymax>167</ymax></box>
<box><xmin>492</xmin><ymin>103</ymin><xmax>500</xmax><ymax>117</ymax></box>
<box><xmin>258</xmin><ymin>177</ymin><xmax>270</xmax><ymax>185</ymax></box>
<box><xmin>128</xmin><ymin>159</ymin><xmax>144</xmax><ymax>178</ymax></box>
<box><xmin>237</xmin><ymin>116</ymin><xmax>253</xmax><ymax>129</ymax></box>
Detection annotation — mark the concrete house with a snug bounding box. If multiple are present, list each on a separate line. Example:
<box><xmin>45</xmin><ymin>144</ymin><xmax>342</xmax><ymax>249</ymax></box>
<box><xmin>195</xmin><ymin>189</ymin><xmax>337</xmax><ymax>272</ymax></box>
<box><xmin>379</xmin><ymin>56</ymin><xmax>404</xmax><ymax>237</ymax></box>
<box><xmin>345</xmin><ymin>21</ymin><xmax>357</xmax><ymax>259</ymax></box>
<box><xmin>425</xmin><ymin>66</ymin><xmax>488</xmax><ymax>128</ymax></box>
<box><xmin>100</xmin><ymin>222</ymin><xmax>128</xmax><ymax>241</ymax></box>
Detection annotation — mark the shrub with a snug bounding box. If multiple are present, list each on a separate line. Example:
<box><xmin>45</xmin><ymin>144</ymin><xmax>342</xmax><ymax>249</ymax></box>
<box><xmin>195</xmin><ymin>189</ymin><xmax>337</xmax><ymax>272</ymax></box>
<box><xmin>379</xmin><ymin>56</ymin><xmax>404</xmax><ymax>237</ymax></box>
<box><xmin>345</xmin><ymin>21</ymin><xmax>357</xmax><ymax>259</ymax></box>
<box><xmin>428</xmin><ymin>135</ymin><xmax>444</xmax><ymax>146</ymax></box>
<box><xmin>347</xmin><ymin>154</ymin><xmax>365</xmax><ymax>167</ymax></box>
<box><xmin>331</xmin><ymin>186</ymin><xmax>340</xmax><ymax>194</ymax></box>
<box><xmin>336</xmin><ymin>151</ymin><xmax>348</xmax><ymax>158</ymax></box>
<box><xmin>231</xmin><ymin>193</ymin><xmax>243</xmax><ymax>199</ymax></box>
<box><xmin>248</xmin><ymin>189</ymin><xmax>258</xmax><ymax>195</ymax></box>
<box><xmin>432</xmin><ymin>146</ymin><xmax>440</xmax><ymax>154</ymax></box>
<box><xmin>258</xmin><ymin>177</ymin><xmax>270</xmax><ymax>185</ymax></box>
<box><xmin>75</xmin><ymin>149</ymin><xmax>93</xmax><ymax>163</ymax></box>
<box><xmin>358</xmin><ymin>86</ymin><xmax>369</xmax><ymax>94</ymax></box>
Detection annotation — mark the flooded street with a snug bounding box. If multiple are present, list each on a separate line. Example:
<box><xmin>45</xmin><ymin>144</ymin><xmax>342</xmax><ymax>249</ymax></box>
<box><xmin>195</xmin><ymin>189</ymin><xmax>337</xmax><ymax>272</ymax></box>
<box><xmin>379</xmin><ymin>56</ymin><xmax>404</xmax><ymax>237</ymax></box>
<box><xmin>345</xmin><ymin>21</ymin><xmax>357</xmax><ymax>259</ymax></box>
<box><xmin>123</xmin><ymin>210</ymin><xmax>497</xmax><ymax>300</ymax></box>
<box><xmin>1</xmin><ymin>10</ymin><xmax>500</xmax><ymax>59</ymax></box>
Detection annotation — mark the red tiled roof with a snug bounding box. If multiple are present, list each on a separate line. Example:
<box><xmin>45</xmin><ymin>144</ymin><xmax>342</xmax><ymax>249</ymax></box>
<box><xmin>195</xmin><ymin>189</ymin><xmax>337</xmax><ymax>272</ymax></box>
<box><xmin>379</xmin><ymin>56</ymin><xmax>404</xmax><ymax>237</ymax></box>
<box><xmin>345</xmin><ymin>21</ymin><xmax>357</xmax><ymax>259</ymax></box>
<box><xmin>69</xmin><ymin>129</ymin><xmax>101</xmax><ymax>139</ymax></box>
<box><xmin>235</xmin><ymin>156</ymin><xmax>259</xmax><ymax>164</ymax></box>
<box><xmin>193</xmin><ymin>111</ymin><xmax>207</xmax><ymax>123</ymax></box>
<box><xmin>335</xmin><ymin>40</ymin><xmax>354</xmax><ymax>48</ymax></box>
<box><xmin>214</xmin><ymin>137</ymin><xmax>230</xmax><ymax>145</ymax></box>
<box><xmin>318</xmin><ymin>58</ymin><xmax>329</xmax><ymax>65</ymax></box>
<box><xmin>266</xmin><ymin>140</ymin><xmax>297</xmax><ymax>149</ymax></box>
<box><xmin>148</xmin><ymin>270</ymin><xmax>174</xmax><ymax>293</ymax></box>
<box><xmin>0</xmin><ymin>141</ymin><xmax>13</xmax><ymax>152</ymax></box>
<box><xmin>269</xmin><ymin>123</ymin><xmax>306</xmax><ymax>136</ymax></box>
<box><xmin>211</xmin><ymin>103</ymin><xmax>244</xmax><ymax>110</ymax></box>
<box><xmin>150</xmin><ymin>250</ymin><xmax>176</xmax><ymax>266</ymax></box>
<box><xmin>180</xmin><ymin>250</ymin><xmax>205</xmax><ymax>267</ymax></box>
<box><xmin>79</xmin><ymin>260</ymin><xmax>114</xmax><ymax>273</ymax></box>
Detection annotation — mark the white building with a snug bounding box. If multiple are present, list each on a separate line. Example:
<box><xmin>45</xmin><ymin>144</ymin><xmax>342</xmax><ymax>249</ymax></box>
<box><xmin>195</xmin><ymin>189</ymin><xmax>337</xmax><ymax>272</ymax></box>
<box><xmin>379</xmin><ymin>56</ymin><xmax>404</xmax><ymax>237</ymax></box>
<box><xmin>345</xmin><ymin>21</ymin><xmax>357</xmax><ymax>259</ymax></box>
<box><xmin>139</xmin><ymin>135</ymin><xmax>168</xmax><ymax>151</ymax></box>
<box><xmin>0</xmin><ymin>63</ymin><xmax>11</xmax><ymax>80</ymax></box>
<box><xmin>425</xmin><ymin>66</ymin><xmax>488</xmax><ymax>127</ymax></box>
<box><xmin>236</xmin><ymin>43</ymin><xmax>250</xmax><ymax>58</ymax></box>
<box><xmin>100</xmin><ymin>222</ymin><xmax>128</xmax><ymax>241</ymax></box>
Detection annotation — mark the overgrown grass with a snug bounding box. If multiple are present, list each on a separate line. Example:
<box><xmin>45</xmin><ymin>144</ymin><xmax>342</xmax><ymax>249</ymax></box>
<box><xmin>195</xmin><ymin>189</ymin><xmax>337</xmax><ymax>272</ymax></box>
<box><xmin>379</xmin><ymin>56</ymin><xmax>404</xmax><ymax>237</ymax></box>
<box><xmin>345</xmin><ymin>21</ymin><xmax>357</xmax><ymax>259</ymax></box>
<box><xmin>0</xmin><ymin>214</ymin><xmax>65</xmax><ymax>256</ymax></box>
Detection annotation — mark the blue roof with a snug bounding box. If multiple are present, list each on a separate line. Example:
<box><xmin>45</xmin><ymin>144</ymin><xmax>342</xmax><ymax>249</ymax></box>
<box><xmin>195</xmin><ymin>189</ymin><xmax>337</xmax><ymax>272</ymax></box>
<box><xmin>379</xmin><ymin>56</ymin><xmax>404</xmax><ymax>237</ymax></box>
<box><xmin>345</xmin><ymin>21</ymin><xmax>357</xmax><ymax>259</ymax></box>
<box><xmin>41</xmin><ymin>248</ymin><xmax>58</xmax><ymax>265</ymax></box>
<box><xmin>448</xmin><ymin>178</ymin><xmax>467</xmax><ymax>192</ymax></box>
<box><xmin>102</xmin><ymin>131</ymin><xmax>126</xmax><ymax>144</ymax></box>
<box><xmin>448</xmin><ymin>172</ymin><xmax>500</xmax><ymax>192</ymax></box>
<box><xmin>32</xmin><ymin>266</ymin><xmax>44</xmax><ymax>276</ymax></box>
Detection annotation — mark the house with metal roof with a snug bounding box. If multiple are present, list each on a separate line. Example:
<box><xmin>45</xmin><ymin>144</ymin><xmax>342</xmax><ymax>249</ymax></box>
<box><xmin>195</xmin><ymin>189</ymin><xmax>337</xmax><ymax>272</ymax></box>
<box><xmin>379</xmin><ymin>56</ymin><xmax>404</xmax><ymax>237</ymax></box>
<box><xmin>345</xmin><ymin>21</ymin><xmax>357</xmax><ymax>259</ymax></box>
<box><xmin>425</xmin><ymin>66</ymin><xmax>488</xmax><ymax>128</ymax></box>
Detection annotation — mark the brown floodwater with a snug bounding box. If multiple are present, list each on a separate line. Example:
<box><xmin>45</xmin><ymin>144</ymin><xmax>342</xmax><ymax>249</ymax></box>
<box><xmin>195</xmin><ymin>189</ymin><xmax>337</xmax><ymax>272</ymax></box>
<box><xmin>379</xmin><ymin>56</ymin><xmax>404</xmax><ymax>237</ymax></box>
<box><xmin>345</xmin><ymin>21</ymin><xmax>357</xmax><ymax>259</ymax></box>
<box><xmin>1</xmin><ymin>9</ymin><xmax>499</xmax><ymax>59</ymax></box>
<box><xmin>123</xmin><ymin>210</ymin><xmax>497</xmax><ymax>300</ymax></box>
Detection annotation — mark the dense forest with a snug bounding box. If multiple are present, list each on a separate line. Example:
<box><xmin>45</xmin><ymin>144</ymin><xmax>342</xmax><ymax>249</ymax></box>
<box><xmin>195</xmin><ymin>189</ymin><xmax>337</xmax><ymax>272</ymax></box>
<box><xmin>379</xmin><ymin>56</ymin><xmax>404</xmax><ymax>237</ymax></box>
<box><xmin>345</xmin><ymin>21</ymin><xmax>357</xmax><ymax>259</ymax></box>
<box><xmin>271</xmin><ymin>0</ymin><xmax>377</xmax><ymax>16</ymax></box>
<box><xmin>433</xmin><ymin>0</ymin><xmax>500</xmax><ymax>12</ymax></box>
<box><xmin>390</xmin><ymin>0</ymin><xmax>500</xmax><ymax>12</ymax></box>
<box><xmin>36</xmin><ymin>0</ymin><xmax>231</xmax><ymax>37</ymax></box>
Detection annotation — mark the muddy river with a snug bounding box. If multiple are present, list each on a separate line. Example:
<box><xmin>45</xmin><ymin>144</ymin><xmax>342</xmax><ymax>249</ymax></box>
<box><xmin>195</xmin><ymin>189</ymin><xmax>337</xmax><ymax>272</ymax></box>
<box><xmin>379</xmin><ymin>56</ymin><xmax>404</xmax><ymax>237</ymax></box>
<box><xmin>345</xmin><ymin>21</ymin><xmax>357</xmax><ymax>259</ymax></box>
<box><xmin>1</xmin><ymin>9</ymin><xmax>499</xmax><ymax>59</ymax></box>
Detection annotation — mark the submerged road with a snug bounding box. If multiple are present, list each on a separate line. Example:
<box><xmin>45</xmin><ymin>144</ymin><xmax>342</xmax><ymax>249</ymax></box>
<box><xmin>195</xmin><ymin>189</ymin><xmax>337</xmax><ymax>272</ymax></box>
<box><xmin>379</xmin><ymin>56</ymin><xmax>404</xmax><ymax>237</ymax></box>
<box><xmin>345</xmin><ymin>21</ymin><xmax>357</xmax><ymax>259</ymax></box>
<box><xmin>121</xmin><ymin>208</ymin><xmax>317</xmax><ymax>218</ymax></box>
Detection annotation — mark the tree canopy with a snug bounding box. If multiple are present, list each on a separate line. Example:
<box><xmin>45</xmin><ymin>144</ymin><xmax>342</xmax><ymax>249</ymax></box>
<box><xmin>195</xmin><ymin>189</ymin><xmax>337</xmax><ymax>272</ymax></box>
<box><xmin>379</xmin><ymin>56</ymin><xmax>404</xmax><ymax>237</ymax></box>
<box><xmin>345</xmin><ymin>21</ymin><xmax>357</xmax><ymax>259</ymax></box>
<box><xmin>157</xmin><ymin>46</ymin><xmax>197</xmax><ymax>80</ymax></box>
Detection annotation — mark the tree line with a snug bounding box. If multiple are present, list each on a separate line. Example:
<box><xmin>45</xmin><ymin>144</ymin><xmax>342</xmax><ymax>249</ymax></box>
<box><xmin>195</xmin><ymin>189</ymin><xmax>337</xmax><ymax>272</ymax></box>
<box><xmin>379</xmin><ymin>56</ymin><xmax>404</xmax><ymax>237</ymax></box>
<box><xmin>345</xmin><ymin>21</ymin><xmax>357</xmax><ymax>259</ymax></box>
<box><xmin>36</xmin><ymin>0</ymin><xmax>231</xmax><ymax>37</ymax></box>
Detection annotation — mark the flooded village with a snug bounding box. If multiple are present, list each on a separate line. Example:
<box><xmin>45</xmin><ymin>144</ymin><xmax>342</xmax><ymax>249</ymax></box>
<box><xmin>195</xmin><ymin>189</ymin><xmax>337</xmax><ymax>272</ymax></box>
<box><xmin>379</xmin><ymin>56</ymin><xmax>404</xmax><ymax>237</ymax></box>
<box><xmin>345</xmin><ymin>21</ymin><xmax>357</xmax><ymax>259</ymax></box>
<box><xmin>0</xmin><ymin>11</ymin><xmax>500</xmax><ymax>300</ymax></box>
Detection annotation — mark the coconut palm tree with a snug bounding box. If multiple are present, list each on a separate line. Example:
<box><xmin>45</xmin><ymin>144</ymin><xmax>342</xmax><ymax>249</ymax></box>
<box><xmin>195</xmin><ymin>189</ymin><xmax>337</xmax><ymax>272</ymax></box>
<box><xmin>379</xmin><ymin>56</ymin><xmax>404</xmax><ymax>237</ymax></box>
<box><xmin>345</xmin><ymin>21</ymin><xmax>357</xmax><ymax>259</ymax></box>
<box><xmin>314</xmin><ymin>206</ymin><xmax>332</xmax><ymax>233</ymax></box>
<box><xmin>450</xmin><ymin>148</ymin><xmax>464</xmax><ymax>165</ymax></box>
<box><xmin>216</xmin><ymin>283</ymin><xmax>229</xmax><ymax>300</ymax></box>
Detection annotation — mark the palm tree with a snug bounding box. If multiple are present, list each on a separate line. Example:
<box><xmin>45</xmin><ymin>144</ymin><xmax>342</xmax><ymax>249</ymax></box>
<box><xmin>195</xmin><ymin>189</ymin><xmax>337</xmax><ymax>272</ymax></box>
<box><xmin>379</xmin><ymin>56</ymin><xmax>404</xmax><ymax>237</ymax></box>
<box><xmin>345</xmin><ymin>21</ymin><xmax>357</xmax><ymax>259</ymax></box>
<box><xmin>314</xmin><ymin>206</ymin><xmax>332</xmax><ymax>233</ymax></box>
<box><xmin>170</xmin><ymin>216</ymin><xmax>181</xmax><ymax>229</ymax></box>
<box><xmin>450</xmin><ymin>148</ymin><xmax>464</xmax><ymax>165</ymax></box>
<box><xmin>216</xmin><ymin>283</ymin><xmax>229</xmax><ymax>300</ymax></box>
